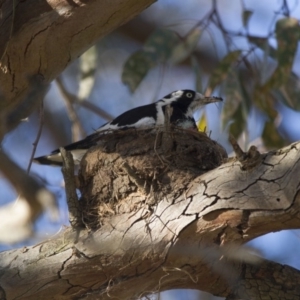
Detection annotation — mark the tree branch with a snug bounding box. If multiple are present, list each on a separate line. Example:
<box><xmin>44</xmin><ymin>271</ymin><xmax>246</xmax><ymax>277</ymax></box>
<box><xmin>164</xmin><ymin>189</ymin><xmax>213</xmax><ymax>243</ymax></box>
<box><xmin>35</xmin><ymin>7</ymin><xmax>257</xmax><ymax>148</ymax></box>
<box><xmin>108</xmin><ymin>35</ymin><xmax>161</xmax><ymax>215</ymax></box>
<box><xmin>0</xmin><ymin>0</ymin><xmax>155</xmax><ymax>131</ymax></box>
<box><xmin>0</xmin><ymin>151</ymin><xmax>58</xmax><ymax>243</ymax></box>
<box><xmin>0</xmin><ymin>137</ymin><xmax>300</xmax><ymax>299</ymax></box>
<box><xmin>56</xmin><ymin>77</ymin><xmax>86</xmax><ymax>142</ymax></box>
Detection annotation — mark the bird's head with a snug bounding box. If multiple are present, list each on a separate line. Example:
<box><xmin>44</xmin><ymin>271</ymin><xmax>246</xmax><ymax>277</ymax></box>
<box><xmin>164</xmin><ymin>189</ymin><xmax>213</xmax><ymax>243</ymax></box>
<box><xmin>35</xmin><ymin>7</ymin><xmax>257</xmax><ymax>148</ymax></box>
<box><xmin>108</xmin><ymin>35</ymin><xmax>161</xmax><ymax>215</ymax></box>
<box><xmin>163</xmin><ymin>90</ymin><xmax>223</xmax><ymax>117</ymax></box>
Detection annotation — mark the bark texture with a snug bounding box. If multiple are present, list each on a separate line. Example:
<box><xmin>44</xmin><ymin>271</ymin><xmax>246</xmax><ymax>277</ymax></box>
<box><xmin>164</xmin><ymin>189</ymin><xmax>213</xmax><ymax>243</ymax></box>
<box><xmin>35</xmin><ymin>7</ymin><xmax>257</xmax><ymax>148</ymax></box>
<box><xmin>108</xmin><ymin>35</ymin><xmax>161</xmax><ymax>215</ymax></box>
<box><xmin>0</xmin><ymin>0</ymin><xmax>155</xmax><ymax>130</ymax></box>
<box><xmin>1</xmin><ymin>130</ymin><xmax>300</xmax><ymax>300</ymax></box>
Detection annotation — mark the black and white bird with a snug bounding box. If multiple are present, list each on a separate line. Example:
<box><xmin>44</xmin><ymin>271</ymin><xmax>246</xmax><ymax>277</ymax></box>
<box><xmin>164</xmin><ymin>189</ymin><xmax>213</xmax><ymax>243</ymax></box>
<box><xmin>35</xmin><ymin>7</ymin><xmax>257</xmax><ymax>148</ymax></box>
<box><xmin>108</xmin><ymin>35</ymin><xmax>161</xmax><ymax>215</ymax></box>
<box><xmin>34</xmin><ymin>90</ymin><xmax>222</xmax><ymax>166</ymax></box>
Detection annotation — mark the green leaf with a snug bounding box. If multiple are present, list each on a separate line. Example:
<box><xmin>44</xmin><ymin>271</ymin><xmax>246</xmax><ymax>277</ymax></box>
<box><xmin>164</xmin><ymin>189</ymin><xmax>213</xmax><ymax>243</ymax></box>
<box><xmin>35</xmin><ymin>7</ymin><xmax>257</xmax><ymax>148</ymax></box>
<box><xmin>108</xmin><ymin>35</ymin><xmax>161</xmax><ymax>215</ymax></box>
<box><xmin>272</xmin><ymin>74</ymin><xmax>300</xmax><ymax>111</ymax></box>
<box><xmin>238</xmin><ymin>75</ymin><xmax>252</xmax><ymax>112</ymax></box>
<box><xmin>122</xmin><ymin>29</ymin><xmax>180</xmax><ymax>91</ymax></box>
<box><xmin>248</xmin><ymin>20</ymin><xmax>300</xmax><ymax>112</ymax></box>
<box><xmin>222</xmin><ymin>69</ymin><xmax>253</xmax><ymax>137</ymax></box>
<box><xmin>248</xmin><ymin>37</ymin><xmax>276</xmax><ymax>86</ymax></box>
<box><xmin>253</xmin><ymin>86</ymin><xmax>278</xmax><ymax>119</ymax></box>
<box><xmin>248</xmin><ymin>36</ymin><xmax>277</xmax><ymax>58</ymax></box>
<box><xmin>242</xmin><ymin>10</ymin><xmax>253</xmax><ymax>27</ymax></box>
<box><xmin>266</xmin><ymin>17</ymin><xmax>300</xmax><ymax>88</ymax></box>
<box><xmin>144</xmin><ymin>29</ymin><xmax>180</xmax><ymax>61</ymax></box>
<box><xmin>78</xmin><ymin>46</ymin><xmax>97</xmax><ymax>100</ymax></box>
<box><xmin>280</xmin><ymin>73</ymin><xmax>300</xmax><ymax>110</ymax></box>
<box><xmin>228</xmin><ymin>102</ymin><xmax>246</xmax><ymax>138</ymax></box>
<box><xmin>262</xmin><ymin>120</ymin><xmax>284</xmax><ymax>149</ymax></box>
<box><xmin>169</xmin><ymin>28</ymin><xmax>201</xmax><ymax>64</ymax></box>
<box><xmin>250</xmin><ymin>25</ymin><xmax>300</xmax><ymax>111</ymax></box>
<box><xmin>122</xmin><ymin>51</ymin><xmax>156</xmax><ymax>92</ymax></box>
<box><xmin>191</xmin><ymin>55</ymin><xmax>203</xmax><ymax>92</ymax></box>
<box><xmin>222</xmin><ymin>70</ymin><xmax>243</xmax><ymax>128</ymax></box>
<box><xmin>276</xmin><ymin>18</ymin><xmax>300</xmax><ymax>66</ymax></box>
<box><xmin>122</xmin><ymin>28</ymin><xmax>201</xmax><ymax>92</ymax></box>
<box><xmin>207</xmin><ymin>50</ymin><xmax>242</xmax><ymax>92</ymax></box>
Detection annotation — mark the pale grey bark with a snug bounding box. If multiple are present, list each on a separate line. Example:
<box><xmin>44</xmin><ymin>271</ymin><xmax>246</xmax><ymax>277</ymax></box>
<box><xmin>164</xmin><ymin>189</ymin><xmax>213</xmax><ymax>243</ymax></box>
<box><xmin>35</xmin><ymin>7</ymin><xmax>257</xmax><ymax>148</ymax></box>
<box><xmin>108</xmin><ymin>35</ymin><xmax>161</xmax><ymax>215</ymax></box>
<box><xmin>1</xmin><ymin>141</ymin><xmax>300</xmax><ymax>299</ymax></box>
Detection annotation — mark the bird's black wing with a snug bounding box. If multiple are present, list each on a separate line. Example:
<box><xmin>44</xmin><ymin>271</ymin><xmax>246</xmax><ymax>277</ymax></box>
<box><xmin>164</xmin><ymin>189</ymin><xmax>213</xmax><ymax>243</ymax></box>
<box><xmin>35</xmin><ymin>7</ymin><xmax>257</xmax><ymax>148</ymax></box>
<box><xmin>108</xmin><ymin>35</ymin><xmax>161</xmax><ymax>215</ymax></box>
<box><xmin>108</xmin><ymin>103</ymin><xmax>157</xmax><ymax>126</ymax></box>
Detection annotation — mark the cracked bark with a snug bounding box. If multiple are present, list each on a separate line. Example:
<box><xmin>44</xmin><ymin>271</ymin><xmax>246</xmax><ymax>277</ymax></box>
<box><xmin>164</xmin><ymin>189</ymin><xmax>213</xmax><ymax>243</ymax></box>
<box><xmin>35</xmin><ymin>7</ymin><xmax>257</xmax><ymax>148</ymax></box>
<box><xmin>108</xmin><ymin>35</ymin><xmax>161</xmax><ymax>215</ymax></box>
<box><xmin>0</xmin><ymin>0</ymin><xmax>156</xmax><ymax>131</ymax></box>
<box><xmin>0</xmin><ymin>131</ymin><xmax>300</xmax><ymax>300</ymax></box>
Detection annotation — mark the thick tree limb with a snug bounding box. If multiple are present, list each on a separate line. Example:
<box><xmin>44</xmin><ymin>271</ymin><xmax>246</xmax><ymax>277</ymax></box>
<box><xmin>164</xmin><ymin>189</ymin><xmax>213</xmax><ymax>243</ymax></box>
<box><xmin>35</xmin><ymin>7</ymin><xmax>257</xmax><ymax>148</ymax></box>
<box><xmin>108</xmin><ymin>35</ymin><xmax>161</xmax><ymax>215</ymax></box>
<box><xmin>0</xmin><ymin>0</ymin><xmax>155</xmax><ymax>130</ymax></box>
<box><xmin>0</xmin><ymin>140</ymin><xmax>300</xmax><ymax>299</ymax></box>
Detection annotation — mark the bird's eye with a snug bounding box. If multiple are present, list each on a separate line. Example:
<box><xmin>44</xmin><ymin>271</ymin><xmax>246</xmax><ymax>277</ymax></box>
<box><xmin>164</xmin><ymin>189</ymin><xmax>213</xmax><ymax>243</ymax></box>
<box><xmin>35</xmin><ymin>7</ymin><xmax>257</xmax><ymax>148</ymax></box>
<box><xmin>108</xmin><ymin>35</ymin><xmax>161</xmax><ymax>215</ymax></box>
<box><xmin>186</xmin><ymin>93</ymin><xmax>193</xmax><ymax>98</ymax></box>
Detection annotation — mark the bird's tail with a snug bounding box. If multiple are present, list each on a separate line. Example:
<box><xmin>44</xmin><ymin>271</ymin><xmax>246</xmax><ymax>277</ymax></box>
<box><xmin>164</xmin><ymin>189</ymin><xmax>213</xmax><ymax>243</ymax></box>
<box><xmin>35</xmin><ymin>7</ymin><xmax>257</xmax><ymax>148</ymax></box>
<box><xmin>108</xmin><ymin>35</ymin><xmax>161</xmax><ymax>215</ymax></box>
<box><xmin>33</xmin><ymin>132</ymin><xmax>100</xmax><ymax>166</ymax></box>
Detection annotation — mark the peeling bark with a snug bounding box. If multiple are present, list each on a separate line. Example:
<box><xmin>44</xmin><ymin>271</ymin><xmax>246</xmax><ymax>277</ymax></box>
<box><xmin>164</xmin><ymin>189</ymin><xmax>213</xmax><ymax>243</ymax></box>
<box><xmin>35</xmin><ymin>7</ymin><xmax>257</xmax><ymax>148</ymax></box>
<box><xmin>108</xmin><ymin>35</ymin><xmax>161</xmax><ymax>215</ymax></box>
<box><xmin>0</xmin><ymin>131</ymin><xmax>300</xmax><ymax>300</ymax></box>
<box><xmin>0</xmin><ymin>0</ymin><xmax>156</xmax><ymax>130</ymax></box>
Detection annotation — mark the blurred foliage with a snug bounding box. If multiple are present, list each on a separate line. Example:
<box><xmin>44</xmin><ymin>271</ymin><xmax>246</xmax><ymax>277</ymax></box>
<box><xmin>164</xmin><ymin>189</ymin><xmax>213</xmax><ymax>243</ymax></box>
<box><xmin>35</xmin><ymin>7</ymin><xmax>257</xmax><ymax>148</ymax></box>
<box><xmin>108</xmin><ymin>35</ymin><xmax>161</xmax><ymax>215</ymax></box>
<box><xmin>242</xmin><ymin>10</ymin><xmax>253</xmax><ymax>27</ymax></box>
<box><xmin>122</xmin><ymin>28</ymin><xmax>201</xmax><ymax>92</ymax></box>
<box><xmin>78</xmin><ymin>46</ymin><xmax>97</xmax><ymax>101</ymax></box>
<box><xmin>262</xmin><ymin>120</ymin><xmax>285</xmax><ymax>148</ymax></box>
<box><xmin>207</xmin><ymin>50</ymin><xmax>242</xmax><ymax>92</ymax></box>
<box><xmin>222</xmin><ymin>70</ymin><xmax>248</xmax><ymax>139</ymax></box>
<box><xmin>120</xmin><ymin>4</ymin><xmax>300</xmax><ymax>149</ymax></box>
<box><xmin>268</xmin><ymin>18</ymin><xmax>300</xmax><ymax>88</ymax></box>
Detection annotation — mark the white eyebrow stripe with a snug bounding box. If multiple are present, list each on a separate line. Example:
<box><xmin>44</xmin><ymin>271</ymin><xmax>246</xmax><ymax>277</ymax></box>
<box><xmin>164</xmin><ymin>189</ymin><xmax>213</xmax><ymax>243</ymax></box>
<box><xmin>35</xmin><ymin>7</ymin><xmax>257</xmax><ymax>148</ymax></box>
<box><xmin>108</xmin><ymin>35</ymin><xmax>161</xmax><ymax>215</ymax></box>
<box><xmin>161</xmin><ymin>90</ymin><xmax>184</xmax><ymax>104</ymax></box>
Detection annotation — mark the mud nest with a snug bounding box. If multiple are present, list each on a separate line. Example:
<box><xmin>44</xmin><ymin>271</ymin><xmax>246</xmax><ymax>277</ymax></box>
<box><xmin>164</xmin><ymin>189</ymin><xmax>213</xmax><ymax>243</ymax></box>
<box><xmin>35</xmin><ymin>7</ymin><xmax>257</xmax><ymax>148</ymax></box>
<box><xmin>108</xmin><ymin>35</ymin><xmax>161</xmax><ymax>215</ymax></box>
<box><xmin>78</xmin><ymin>128</ymin><xmax>227</xmax><ymax>230</ymax></box>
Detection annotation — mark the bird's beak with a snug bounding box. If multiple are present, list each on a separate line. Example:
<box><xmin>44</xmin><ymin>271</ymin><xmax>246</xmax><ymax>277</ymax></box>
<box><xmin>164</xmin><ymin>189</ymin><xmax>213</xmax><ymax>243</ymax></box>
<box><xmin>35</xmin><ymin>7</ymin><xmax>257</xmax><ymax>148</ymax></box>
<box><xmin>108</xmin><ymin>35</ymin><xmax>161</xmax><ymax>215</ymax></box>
<box><xmin>195</xmin><ymin>92</ymin><xmax>223</xmax><ymax>104</ymax></box>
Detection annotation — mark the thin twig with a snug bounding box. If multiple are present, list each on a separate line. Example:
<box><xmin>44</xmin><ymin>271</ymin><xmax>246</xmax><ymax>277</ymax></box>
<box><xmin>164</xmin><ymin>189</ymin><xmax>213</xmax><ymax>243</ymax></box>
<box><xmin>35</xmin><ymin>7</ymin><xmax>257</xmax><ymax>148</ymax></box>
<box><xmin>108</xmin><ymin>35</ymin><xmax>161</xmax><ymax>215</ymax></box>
<box><xmin>161</xmin><ymin>105</ymin><xmax>173</xmax><ymax>154</ymax></box>
<box><xmin>56</xmin><ymin>76</ymin><xmax>114</xmax><ymax>138</ymax></box>
<box><xmin>27</xmin><ymin>101</ymin><xmax>44</xmax><ymax>174</ymax></box>
<box><xmin>76</xmin><ymin>99</ymin><xmax>114</xmax><ymax>121</ymax></box>
<box><xmin>56</xmin><ymin>76</ymin><xmax>86</xmax><ymax>141</ymax></box>
<box><xmin>6</xmin><ymin>75</ymin><xmax>49</xmax><ymax>132</ymax></box>
<box><xmin>0</xmin><ymin>151</ymin><xmax>57</xmax><ymax>220</ymax></box>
